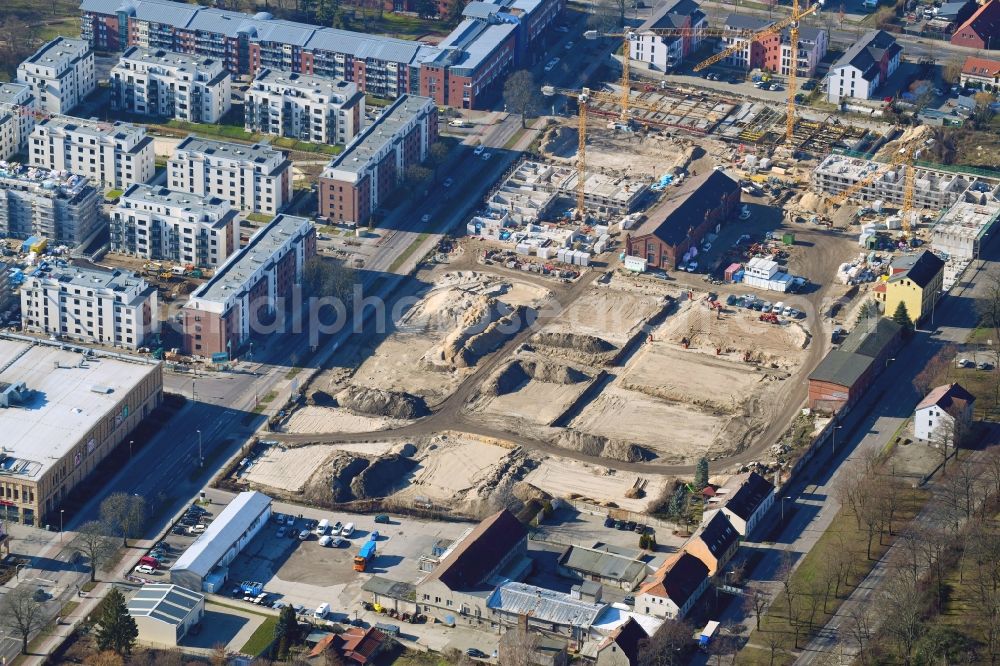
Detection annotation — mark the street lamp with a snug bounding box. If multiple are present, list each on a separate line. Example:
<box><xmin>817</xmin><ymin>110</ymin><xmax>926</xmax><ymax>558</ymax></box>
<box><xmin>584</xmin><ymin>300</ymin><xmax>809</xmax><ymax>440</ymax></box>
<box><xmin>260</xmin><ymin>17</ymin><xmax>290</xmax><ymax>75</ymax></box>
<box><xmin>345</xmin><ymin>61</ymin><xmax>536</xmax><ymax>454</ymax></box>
<box><xmin>831</xmin><ymin>424</ymin><xmax>843</xmax><ymax>454</ymax></box>
<box><xmin>196</xmin><ymin>430</ymin><xmax>203</xmax><ymax>467</ymax></box>
<box><xmin>129</xmin><ymin>440</ymin><xmax>134</xmax><ymax>460</ymax></box>
<box><xmin>59</xmin><ymin>509</ymin><xmax>65</xmax><ymax>543</ymax></box>
<box><xmin>885</xmin><ymin>356</ymin><xmax>896</xmax><ymax>368</ymax></box>
<box><xmin>781</xmin><ymin>496</ymin><xmax>791</xmax><ymax>524</ymax></box>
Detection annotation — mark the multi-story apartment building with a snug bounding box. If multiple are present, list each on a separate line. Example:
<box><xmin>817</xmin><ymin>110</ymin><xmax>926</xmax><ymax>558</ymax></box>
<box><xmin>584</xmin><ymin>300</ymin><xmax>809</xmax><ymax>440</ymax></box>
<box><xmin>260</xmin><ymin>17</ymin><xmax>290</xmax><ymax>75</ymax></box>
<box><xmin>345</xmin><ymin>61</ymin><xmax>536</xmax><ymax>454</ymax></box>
<box><xmin>827</xmin><ymin>29</ymin><xmax>901</xmax><ymax>103</ymax></box>
<box><xmin>0</xmin><ymin>83</ymin><xmax>36</xmax><ymax>161</ymax></box>
<box><xmin>180</xmin><ymin>214</ymin><xmax>316</xmax><ymax>357</ymax></box>
<box><xmin>167</xmin><ymin>137</ymin><xmax>292</xmax><ymax>216</ymax></box>
<box><xmin>0</xmin><ymin>336</ymin><xmax>162</xmax><ymax>527</ymax></box>
<box><xmin>111</xmin><ymin>184</ymin><xmax>239</xmax><ymax>268</ymax></box>
<box><xmin>319</xmin><ymin>95</ymin><xmax>437</xmax><ymax>225</ymax></box>
<box><xmin>720</xmin><ymin>15</ymin><xmax>827</xmax><ymax>78</ymax></box>
<box><xmin>17</xmin><ymin>37</ymin><xmax>95</xmax><ymax>115</ymax></box>
<box><xmin>79</xmin><ymin>0</ymin><xmax>563</xmax><ymax>109</ymax></box>
<box><xmin>29</xmin><ymin>116</ymin><xmax>155</xmax><ymax>191</ymax></box>
<box><xmin>110</xmin><ymin>46</ymin><xmax>232</xmax><ymax>123</ymax></box>
<box><xmin>0</xmin><ymin>165</ymin><xmax>102</xmax><ymax>248</ymax></box>
<box><xmin>21</xmin><ymin>265</ymin><xmax>159</xmax><ymax>349</ymax></box>
<box><xmin>631</xmin><ymin>0</ymin><xmax>707</xmax><ymax>72</ymax></box>
<box><xmin>245</xmin><ymin>69</ymin><xmax>364</xmax><ymax>145</ymax></box>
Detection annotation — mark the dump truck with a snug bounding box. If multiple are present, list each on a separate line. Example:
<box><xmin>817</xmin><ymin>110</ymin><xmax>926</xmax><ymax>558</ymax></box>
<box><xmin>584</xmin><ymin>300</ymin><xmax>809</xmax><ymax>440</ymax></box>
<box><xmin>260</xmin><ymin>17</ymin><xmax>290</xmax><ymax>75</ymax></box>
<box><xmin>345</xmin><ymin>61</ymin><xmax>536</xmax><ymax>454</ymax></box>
<box><xmin>353</xmin><ymin>540</ymin><xmax>377</xmax><ymax>572</ymax></box>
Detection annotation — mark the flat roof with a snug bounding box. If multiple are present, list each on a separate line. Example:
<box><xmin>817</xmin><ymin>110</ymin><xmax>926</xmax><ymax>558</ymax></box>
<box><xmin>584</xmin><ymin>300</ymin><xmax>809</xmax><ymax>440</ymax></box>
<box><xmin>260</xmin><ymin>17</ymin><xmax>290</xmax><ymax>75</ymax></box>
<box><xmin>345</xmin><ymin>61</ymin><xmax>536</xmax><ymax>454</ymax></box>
<box><xmin>0</xmin><ymin>83</ymin><xmax>32</xmax><ymax>106</ymax></box>
<box><xmin>24</xmin><ymin>37</ymin><xmax>90</xmax><ymax>66</ymax></box>
<box><xmin>188</xmin><ymin>213</ymin><xmax>311</xmax><ymax>305</ymax></box>
<box><xmin>120</xmin><ymin>184</ymin><xmax>234</xmax><ymax>228</ymax></box>
<box><xmin>175</xmin><ymin>136</ymin><xmax>284</xmax><ymax>169</ymax></box>
<box><xmin>251</xmin><ymin>68</ymin><xmax>356</xmax><ymax>101</ymax></box>
<box><xmin>32</xmin><ymin>265</ymin><xmax>146</xmax><ymax>294</ymax></box>
<box><xmin>431</xmin><ymin>20</ymin><xmax>517</xmax><ymax>75</ymax></box>
<box><xmin>120</xmin><ymin>45</ymin><xmax>224</xmax><ymax>75</ymax></box>
<box><xmin>0</xmin><ymin>337</ymin><xmax>159</xmax><ymax>481</ymax></box>
<box><xmin>37</xmin><ymin>115</ymin><xmax>146</xmax><ymax>143</ymax></box>
<box><xmin>933</xmin><ymin>185</ymin><xmax>1000</xmax><ymax>241</ymax></box>
<box><xmin>170</xmin><ymin>491</ymin><xmax>271</xmax><ymax>579</ymax></box>
<box><xmin>322</xmin><ymin>95</ymin><xmax>433</xmax><ymax>179</ymax></box>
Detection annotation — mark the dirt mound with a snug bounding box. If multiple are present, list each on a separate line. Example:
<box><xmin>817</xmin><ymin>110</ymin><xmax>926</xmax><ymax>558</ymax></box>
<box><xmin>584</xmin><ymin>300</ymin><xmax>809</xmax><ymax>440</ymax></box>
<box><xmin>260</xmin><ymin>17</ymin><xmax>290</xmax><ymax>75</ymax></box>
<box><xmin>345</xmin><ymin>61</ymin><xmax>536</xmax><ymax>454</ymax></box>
<box><xmin>350</xmin><ymin>454</ymin><xmax>417</xmax><ymax>500</ymax></box>
<box><xmin>486</xmin><ymin>362</ymin><xmax>531</xmax><ymax>396</ymax></box>
<box><xmin>531</xmin><ymin>332</ymin><xmax>615</xmax><ymax>354</ymax></box>
<box><xmin>555</xmin><ymin>430</ymin><xmax>650</xmax><ymax>462</ymax></box>
<box><xmin>328</xmin><ymin>454</ymin><xmax>372</xmax><ymax>503</ymax></box>
<box><xmin>485</xmin><ymin>359</ymin><xmax>589</xmax><ymax>397</ymax></box>
<box><xmin>308</xmin><ymin>389</ymin><xmax>336</xmax><ymax>407</ymax></box>
<box><xmin>336</xmin><ymin>386</ymin><xmax>429</xmax><ymax>420</ymax></box>
<box><xmin>437</xmin><ymin>301</ymin><xmax>531</xmax><ymax>368</ymax></box>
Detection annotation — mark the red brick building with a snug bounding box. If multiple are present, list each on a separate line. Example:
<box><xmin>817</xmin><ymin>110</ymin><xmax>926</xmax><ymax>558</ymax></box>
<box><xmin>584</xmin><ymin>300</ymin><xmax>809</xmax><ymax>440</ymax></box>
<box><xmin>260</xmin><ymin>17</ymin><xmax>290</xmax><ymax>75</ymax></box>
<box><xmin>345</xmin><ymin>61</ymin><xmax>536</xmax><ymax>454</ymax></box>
<box><xmin>624</xmin><ymin>170</ymin><xmax>740</xmax><ymax>270</ymax></box>
<box><xmin>808</xmin><ymin>318</ymin><xmax>903</xmax><ymax>413</ymax></box>
<box><xmin>951</xmin><ymin>0</ymin><xmax>1000</xmax><ymax>50</ymax></box>
<box><xmin>181</xmin><ymin>214</ymin><xmax>316</xmax><ymax>358</ymax></box>
<box><xmin>319</xmin><ymin>95</ymin><xmax>438</xmax><ymax>226</ymax></box>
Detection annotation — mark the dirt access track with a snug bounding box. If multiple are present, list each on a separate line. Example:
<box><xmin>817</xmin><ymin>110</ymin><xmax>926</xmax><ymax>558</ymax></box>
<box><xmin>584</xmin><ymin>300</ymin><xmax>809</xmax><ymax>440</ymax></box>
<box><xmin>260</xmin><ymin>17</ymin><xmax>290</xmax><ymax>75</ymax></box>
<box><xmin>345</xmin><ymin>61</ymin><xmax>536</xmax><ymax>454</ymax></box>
<box><xmin>270</xmin><ymin>223</ymin><xmax>848</xmax><ymax>475</ymax></box>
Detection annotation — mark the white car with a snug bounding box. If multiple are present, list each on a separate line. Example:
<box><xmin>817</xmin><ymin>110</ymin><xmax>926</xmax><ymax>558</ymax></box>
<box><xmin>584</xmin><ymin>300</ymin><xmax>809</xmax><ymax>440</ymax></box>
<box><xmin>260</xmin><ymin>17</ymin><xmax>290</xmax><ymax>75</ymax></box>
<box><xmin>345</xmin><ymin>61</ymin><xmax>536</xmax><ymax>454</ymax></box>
<box><xmin>341</xmin><ymin>522</ymin><xmax>355</xmax><ymax>538</ymax></box>
<box><xmin>544</xmin><ymin>57</ymin><xmax>560</xmax><ymax>72</ymax></box>
<box><xmin>957</xmin><ymin>358</ymin><xmax>974</xmax><ymax>368</ymax></box>
<box><xmin>481</xmin><ymin>152</ymin><xmax>492</xmax><ymax>161</ymax></box>
<box><xmin>474</xmin><ymin>145</ymin><xmax>485</xmax><ymax>155</ymax></box>
<box><xmin>443</xmin><ymin>177</ymin><xmax>454</xmax><ymax>187</ymax></box>
<box><xmin>319</xmin><ymin>535</ymin><xmax>333</xmax><ymax>547</ymax></box>
<box><xmin>135</xmin><ymin>565</ymin><xmax>156</xmax><ymax>575</ymax></box>
<box><xmin>420</xmin><ymin>214</ymin><xmax>431</xmax><ymax>223</ymax></box>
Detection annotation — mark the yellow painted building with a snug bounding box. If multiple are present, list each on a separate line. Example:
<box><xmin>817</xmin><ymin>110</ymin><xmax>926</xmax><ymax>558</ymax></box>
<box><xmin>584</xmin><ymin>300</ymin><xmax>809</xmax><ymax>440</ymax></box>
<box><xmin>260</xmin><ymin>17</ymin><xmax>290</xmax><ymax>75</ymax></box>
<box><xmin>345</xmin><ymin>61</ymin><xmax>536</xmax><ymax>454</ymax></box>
<box><xmin>876</xmin><ymin>250</ymin><xmax>945</xmax><ymax>324</ymax></box>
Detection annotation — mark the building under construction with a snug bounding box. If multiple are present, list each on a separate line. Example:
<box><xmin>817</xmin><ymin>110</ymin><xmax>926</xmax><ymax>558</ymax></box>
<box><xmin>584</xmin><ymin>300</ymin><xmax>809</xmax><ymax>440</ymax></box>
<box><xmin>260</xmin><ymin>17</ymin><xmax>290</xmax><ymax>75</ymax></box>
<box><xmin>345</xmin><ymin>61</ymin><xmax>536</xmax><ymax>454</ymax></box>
<box><xmin>931</xmin><ymin>183</ymin><xmax>1000</xmax><ymax>261</ymax></box>
<box><xmin>0</xmin><ymin>163</ymin><xmax>102</xmax><ymax>248</ymax></box>
<box><xmin>810</xmin><ymin>154</ymin><xmax>1000</xmax><ymax>210</ymax></box>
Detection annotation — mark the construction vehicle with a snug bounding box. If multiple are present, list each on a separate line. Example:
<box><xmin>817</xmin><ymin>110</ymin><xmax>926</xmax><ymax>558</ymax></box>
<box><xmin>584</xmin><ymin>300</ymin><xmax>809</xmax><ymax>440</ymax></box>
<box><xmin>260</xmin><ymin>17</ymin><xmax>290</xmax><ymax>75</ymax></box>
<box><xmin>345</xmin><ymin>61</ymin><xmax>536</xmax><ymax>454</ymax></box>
<box><xmin>353</xmin><ymin>540</ymin><xmax>377</xmax><ymax>572</ymax></box>
<box><xmin>759</xmin><ymin>313</ymin><xmax>780</xmax><ymax>324</ymax></box>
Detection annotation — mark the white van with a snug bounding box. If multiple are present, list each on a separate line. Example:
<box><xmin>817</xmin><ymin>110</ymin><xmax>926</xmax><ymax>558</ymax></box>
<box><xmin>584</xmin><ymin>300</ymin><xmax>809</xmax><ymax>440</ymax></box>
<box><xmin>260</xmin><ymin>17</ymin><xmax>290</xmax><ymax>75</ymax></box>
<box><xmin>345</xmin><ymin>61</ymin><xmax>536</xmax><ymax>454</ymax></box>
<box><xmin>316</xmin><ymin>519</ymin><xmax>329</xmax><ymax>536</ymax></box>
<box><xmin>314</xmin><ymin>603</ymin><xmax>329</xmax><ymax>620</ymax></box>
<box><xmin>773</xmin><ymin>301</ymin><xmax>785</xmax><ymax>314</ymax></box>
<box><xmin>341</xmin><ymin>522</ymin><xmax>354</xmax><ymax>538</ymax></box>
<box><xmin>319</xmin><ymin>535</ymin><xmax>333</xmax><ymax>547</ymax></box>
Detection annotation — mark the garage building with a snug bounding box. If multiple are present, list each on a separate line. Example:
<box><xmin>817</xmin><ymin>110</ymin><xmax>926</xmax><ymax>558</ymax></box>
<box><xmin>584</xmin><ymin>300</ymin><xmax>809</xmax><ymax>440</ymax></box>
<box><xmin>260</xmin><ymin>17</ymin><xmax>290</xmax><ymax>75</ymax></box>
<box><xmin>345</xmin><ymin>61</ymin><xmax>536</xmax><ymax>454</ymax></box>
<box><xmin>169</xmin><ymin>491</ymin><xmax>272</xmax><ymax>592</ymax></box>
<box><xmin>127</xmin><ymin>583</ymin><xmax>204</xmax><ymax>647</ymax></box>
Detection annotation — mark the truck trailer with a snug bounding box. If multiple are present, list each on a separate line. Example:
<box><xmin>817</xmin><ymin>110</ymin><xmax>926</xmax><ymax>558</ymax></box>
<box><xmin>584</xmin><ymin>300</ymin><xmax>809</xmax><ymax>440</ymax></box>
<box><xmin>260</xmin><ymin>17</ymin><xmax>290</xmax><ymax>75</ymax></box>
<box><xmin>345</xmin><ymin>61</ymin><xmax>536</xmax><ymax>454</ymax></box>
<box><xmin>354</xmin><ymin>540</ymin><xmax>377</xmax><ymax>572</ymax></box>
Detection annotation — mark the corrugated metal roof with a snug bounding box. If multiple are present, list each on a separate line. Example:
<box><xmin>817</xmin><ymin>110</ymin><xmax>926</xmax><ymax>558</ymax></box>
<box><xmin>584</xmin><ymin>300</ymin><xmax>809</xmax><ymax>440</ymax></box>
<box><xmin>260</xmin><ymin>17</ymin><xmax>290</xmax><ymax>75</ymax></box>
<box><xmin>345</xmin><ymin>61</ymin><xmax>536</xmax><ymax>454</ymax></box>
<box><xmin>170</xmin><ymin>491</ymin><xmax>271</xmax><ymax>579</ymax></box>
<box><xmin>487</xmin><ymin>582</ymin><xmax>606</xmax><ymax>627</ymax></box>
<box><xmin>127</xmin><ymin>583</ymin><xmax>203</xmax><ymax>626</ymax></box>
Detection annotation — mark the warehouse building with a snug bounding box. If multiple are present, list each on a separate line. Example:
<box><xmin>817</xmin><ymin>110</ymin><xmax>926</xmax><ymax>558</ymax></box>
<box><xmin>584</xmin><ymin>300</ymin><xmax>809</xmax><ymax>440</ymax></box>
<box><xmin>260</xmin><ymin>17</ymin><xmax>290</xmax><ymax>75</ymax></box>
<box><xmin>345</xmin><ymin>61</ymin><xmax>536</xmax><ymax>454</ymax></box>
<box><xmin>319</xmin><ymin>95</ymin><xmax>437</xmax><ymax>226</ymax></box>
<box><xmin>29</xmin><ymin>116</ymin><xmax>155</xmax><ymax>190</ymax></box>
<box><xmin>808</xmin><ymin>318</ymin><xmax>903</xmax><ymax>412</ymax></box>
<box><xmin>486</xmin><ymin>581</ymin><xmax>606</xmax><ymax>645</ymax></box>
<box><xmin>0</xmin><ymin>84</ymin><xmax>35</xmax><ymax>161</ymax></box>
<box><xmin>110</xmin><ymin>184</ymin><xmax>239</xmax><ymax>268</ymax></box>
<box><xmin>16</xmin><ymin>37</ymin><xmax>95</xmax><ymax>115</ymax></box>
<box><xmin>557</xmin><ymin>544</ymin><xmax>650</xmax><ymax>591</ymax></box>
<box><xmin>168</xmin><ymin>137</ymin><xmax>292</xmax><ymax>216</ymax></box>
<box><xmin>170</xmin><ymin>491</ymin><xmax>272</xmax><ymax>592</ymax></box>
<box><xmin>0</xmin><ymin>335</ymin><xmax>162</xmax><ymax>526</ymax></box>
<box><xmin>624</xmin><ymin>170</ymin><xmax>740</xmax><ymax>270</ymax></box>
<box><xmin>21</xmin><ymin>266</ymin><xmax>159</xmax><ymax>350</ymax></box>
<box><xmin>245</xmin><ymin>69</ymin><xmax>365</xmax><ymax>146</ymax></box>
<box><xmin>110</xmin><ymin>46</ymin><xmax>232</xmax><ymax>124</ymax></box>
<box><xmin>127</xmin><ymin>583</ymin><xmax>204</xmax><ymax>647</ymax></box>
<box><xmin>0</xmin><ymin>165</ymin><xmax>102</xmax><ymax>248</ymax></box>
<box><xmin>180</xmin><ymin>214</ymin><xmax>315</xmax><ymax>357</ymax></box>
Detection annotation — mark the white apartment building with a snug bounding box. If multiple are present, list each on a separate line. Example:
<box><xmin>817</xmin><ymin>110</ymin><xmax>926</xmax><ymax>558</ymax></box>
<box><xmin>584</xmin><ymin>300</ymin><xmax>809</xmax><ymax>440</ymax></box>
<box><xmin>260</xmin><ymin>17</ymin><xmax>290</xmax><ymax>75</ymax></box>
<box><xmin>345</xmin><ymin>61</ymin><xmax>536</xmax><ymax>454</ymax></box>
<box><xmin>245</xmin><ymin>69</ymin><xmax>364</xmax><ymax>146</ymax></box>
<box><xmin>111</xmin><ymin>184</ymin><xmax>239</xmax><ymax>268</ymax></box>
<box><xmin>630</xmin><ymin>0</ymin><xmax>707</xmax><ymax>72</ymax></box>
<box><xmin>21</xmin><ymin>266</ymin><xmax>159</xmax><ymax>350</ymax></box>
<box><xmin>110</xmin><ymin>47</ymin><xmax>232</xmax><ymax>124</ymax></box>
<box><xmin>168</xmin><ymin>137</ymin><xmax>292</xmax><ymax>216</ymax></box>
<box><xmin>29</xmin><ymin>116</ymin><xmax>155</xmax><ymax>190</ymax></box>
<box><xmin>16</xmin><ymin>37</ymin><xmax>96</xmax><ymax>115</ymax></box>
<box><xmin>0</xmin><ymin>83</ymin><xmax>35</xmax><ymax>161</ymax></box>
<box><xmin>827</xmin><ymin>29</ymin><xmax>902</xmax><ymax>103</ymax></box>
<box><xmin>719</xmin><ymin>15</ymin><xmax>827</xmax><ymax>78</ymax></box>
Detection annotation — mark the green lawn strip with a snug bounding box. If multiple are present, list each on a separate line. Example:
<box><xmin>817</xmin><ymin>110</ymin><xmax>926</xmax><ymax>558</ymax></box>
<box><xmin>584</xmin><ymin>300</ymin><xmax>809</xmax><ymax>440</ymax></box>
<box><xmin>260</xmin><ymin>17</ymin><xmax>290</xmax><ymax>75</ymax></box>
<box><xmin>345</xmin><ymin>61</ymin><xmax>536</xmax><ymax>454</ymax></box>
<box><xmin>741</xmin><ymin>486</ymin><xmax>930</xmax><ymax>665</ymax></box>
<box><xmin>387</xmin><ymin>233</ymin><xmax>430</xmax><ymax>273</ymax></box>
<box><xmin>235</xmin><ymin>612</ymin><xmax>279</xmax><ymax>656</ymax></box>
<box><xmin>161</xmin><ymin>121</ymin><xmax>340</xmax><ymax>155</ymax></box>
<box><xmin>105</xmin><ymin>188</ymin><xmax>123</xmax><ymax>200</ymax></box>
<box><xmin>246</xmin><ymin>213</ymin><xmax>275</xmax><ymax>225</ymax></box>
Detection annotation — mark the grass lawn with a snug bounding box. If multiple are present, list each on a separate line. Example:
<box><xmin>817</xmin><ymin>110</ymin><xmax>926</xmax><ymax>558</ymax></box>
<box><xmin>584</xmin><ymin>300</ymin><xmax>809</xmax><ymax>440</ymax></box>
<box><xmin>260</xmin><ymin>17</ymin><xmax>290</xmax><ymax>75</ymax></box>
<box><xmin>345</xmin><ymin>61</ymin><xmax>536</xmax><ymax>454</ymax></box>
<box><xmin>740</xmin><ymin>485</ymin><xmax>930</xmax><ymax>666</ymax></box>
<box><xmin>161</xmin><ymin>120</ymin><xmax>342</xmax><ymax>156</ymax></box>
<box><xmin>240</xmin><ymin>615</ymin><xmax>278</xmax><ymax>657</ymax></box>
<box><xmin>36</xmin><ymin>16</ymin><xmax>81</xmax><ymax>43</ymax></box>
<box><xmin>246</xmin><ymin>213</ymin><xmax>275</xmax><ymax>225</ymax></box>
<box><xmin>388</xmin><ymin>233</ymin><xmax>430</xmax><ymax>273</ymax></box>
<box><xmin>105</xmin><ymin>188</ymin><xmax>124</xmax><ymax>200</ymax></box>
<box><xmin>352</xmin><ymin>11</ymin><xmax>453</xmax><ymax>39</ymax></box>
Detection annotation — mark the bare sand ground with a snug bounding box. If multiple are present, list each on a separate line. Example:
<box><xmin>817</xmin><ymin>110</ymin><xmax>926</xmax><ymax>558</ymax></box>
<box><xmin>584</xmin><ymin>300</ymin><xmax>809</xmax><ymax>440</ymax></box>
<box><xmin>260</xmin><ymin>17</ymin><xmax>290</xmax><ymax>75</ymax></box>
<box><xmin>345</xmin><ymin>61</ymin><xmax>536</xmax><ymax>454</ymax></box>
<box><xmin>541</xmin><ymin>280</ymin><xmax>665</xmax><ymax>347</ymax></box>
<box><xmin>394</xmin><ymin>438</ymin><xmax>514</xmax><ymax>503</ymax></box>
<box><xmin>480</xmin><ymin>380</ymin><xmax>588</xmax><ymax>426</ymax></box>
<box><xmin>284</xmin><ymin>406</ymin><xmax>412</xmax><ymax>434</ymax></box>
<box><xmin>243</xmin><ymin>441</ymin><xmax>399</xmax><ymax>492</ymax></box>
<box><xmin>524</xmin><ymin>457</ymin><xmax>668</xmax><ymax>513</ymax></box>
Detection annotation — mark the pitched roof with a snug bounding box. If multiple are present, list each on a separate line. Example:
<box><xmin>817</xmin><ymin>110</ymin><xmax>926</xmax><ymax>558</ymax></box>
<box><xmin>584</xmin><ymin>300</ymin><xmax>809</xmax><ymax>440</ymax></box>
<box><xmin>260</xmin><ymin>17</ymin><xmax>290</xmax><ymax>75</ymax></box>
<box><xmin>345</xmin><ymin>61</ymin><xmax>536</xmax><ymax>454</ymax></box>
<box><xmin>631</xmin><ymin>170</ymin><xmax>739</xmax><ymax>248</ymax></box>
<box><xmin>640</xmin><ymin>0</ymin><xmax>705</xmax><ymax>32</ymax></box>
<box><xmin>169</xmin><ymin>491</ymin><xmax>271</xmax><ymax>579</ymax></box>
<box><xmin>808</xmin><ymin>349</ymin><xmax>874</xmax><ymax>387</ymax></box>
<box><xmin>598</xmin><ymin>618</ymin><xmax>648</xmax><ymax>664</ymax></box>
<box><xmin>954</xmin><ymin>0</ymin><xmax>1000</xmax><ymax>42</ymax></box>
<box><xmin>839</xmin><ymin>317</ymin><xmax>902</xmax><ymax>359</ymax></box>
<box><xmin>962</xmin><ymin>55</ymin><xmax>1000</xmax><ymax>78</ymax></box>
<box><xmin>422</xmin><ymin>509</ymin><xmax>526</xmax><ymax>591</ymax></box>
<box><xmin>830</xmin><ymin>29</ymin><xmax>900</xmax><ymax>81</ymax></box>
<box><xmin>340</xmin><ymin>627</ymin><xmax>387</xmax><ymax>664</ymax></box>
<box><xmin>916</xmin><ymin>382</ymin><xmax>976</xmax><ymax>414</ymax></box>
<box><xmin>126</xmin><ymin>584</ymin><xmax>203</xmax><ymax>626</ymax></box>
<box><xmin>695</xmin><ymin>513</ymin><xmax>739</xmax><ymax>562</ymax></box>
<box><xmin>887</xmin><ymin>250</ymin><xmax>944</xmax><ymax>288</ymax></box>
<box><xmin>558</xmin><ymin>544</ymin><xmax>649</xmax><ymax>583</ymax></box>
<box><xmin>486</xmin><ymin>582</ymin><xmax>606</xmax><ymax>627</ymax></box>
<box><xmin>719</xmin><ymin>471</ymin><xmax>774</xmax><ymax>521</ymax></box>
<box><xmin>639</xmin><ymin>552</ymin><xmax>709</xmax><ymax>606</ymax></box>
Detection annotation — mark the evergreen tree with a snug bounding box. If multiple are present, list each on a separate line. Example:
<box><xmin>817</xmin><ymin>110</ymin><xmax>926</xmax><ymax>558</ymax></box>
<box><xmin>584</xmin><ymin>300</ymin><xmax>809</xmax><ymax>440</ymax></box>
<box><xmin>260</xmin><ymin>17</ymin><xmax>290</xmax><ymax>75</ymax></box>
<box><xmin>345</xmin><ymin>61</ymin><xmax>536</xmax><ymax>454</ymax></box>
<box><xmin>94</xmin><ymin>588</ymin><xmax>138</xmax><ymax>657</ymax></box>
<box><xmin>892</xmin><ymin>300</ymin><xmax>914</xmax><ymax>330</ymax></box>
<box><xmin>667</xmin><ymin>486</ymin><xmax>686</xmax><ymax>524</ymax></box>
<box><xmin>694</xmin><ymin>456</ymin><xmax>710</xmax><ymax>489</ymax></box>
<box><xmin>273</xmin><ymin>605</ymin><xmax>299</xmax><ymax>659</ymax></box>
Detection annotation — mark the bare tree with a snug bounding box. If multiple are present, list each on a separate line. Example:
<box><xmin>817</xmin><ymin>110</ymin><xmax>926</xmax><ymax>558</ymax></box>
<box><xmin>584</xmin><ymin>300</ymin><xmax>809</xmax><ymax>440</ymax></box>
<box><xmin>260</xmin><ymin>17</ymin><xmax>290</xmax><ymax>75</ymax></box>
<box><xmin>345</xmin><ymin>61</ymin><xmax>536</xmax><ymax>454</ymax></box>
<box><xmin>985</xmin><ymin>446</ymin><xmax>1000</xmax><ymax>500</ymax></box>
<box><xmin>100</xmin><ymin>493</ymin><xmax>147</xmax><ymax>547</ymax></box>
<box><xmin>776</xmin><ymin>552</ymin><xmax>798</xmax><ymax>624</ymax></box>
<box><xmin>638</xmin><ymin>618</ymin><xmax>694</xmax><ymax>666</ymax></box>
<box><xmin>743</xmin><ymin>585</ymin><xmax>769</xmax><ymax>630</ymax></box>
<box><xmin>879</xmin><ymin>573</ymin><xmax>924</xmax><ymax>663</ymax></box>
<box><xmin>846</xmin><ymin>605</ymin><xmax>875</xmax><ymax>666</ymax></box>
<box><xmin>978</xmin><ymin>277</ymin><xmax>1000</xmax><ymax>372</ymax></box>
<box><xmin>74</xmin><ymin>520</ymin><xmax>118</xmax><ymax>582</ymax></box>
<box><xmin>497</xmin><ymin>627</ymin><xmax>541</xmax><ymax>666</ymax></box>
<box><xmin>0</xmin><ymin>584</ymin><xmax>46</xmax><ymax>654</ymax></box>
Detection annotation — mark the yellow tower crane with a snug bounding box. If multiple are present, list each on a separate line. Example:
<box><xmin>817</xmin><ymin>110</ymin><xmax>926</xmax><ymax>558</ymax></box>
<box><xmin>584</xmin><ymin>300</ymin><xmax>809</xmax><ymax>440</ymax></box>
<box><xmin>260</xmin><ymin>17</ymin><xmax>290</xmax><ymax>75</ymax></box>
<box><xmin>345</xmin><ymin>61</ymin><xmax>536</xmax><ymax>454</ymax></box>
<box><xmin>542</xmin><ymin>85</ymin><xmax>681</xmax><ymax>219</ymax></box>
<box><xmin>828</xmin><ymin>142</ymin><xmax>923</xmax><ymax>234</ymax></box>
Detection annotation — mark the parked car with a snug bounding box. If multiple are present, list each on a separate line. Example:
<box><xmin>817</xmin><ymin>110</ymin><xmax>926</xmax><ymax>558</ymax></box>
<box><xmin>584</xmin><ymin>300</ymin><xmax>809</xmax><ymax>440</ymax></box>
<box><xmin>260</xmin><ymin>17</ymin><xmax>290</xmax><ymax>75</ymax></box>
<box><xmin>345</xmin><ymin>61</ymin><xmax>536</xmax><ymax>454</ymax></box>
<box><xmin>467</xmin><ymin>649</ymin><xmax>489</xmax><ymax>659</ymax></box>
<box><xmin>276</xmin><ymin>527</ymin><xmax>287</xmax><ymax>539</ymax></box>
<box><xmin>331</xmin><ymin>537</ymin><xmax>348</xmax><ymax>548</ymax></box>
<box><xmin>474</xmin><ymin>145</ymin><xmax>485</xmax><ymax>155</ymax></box>
<box><xmin>135</xmin><ymin>565</ymin><xmax>156</xmax><ymax>575</ymax></box>
<box><xmin>319</xmin><ymin>535</ymin><xmax>333</xmax><ymax>547</ymax></box>
<box><xmin>298</xmin><ymin>530</ymin><xmax>311</xmax><ymax>541</ymax></box>
<box><xmin>544</xmin><ymin>57</ymin><xmax>560</xmax><ymax>71</ymax></box>
<box><xmin>604</xmin><ymin>515</ymin><xmax>615</xmax><ymax>528</ymax></box>
<box><xmin>420</xmin><ymin>214</ymin><xmax>431</xmax><ymax>223</ymax></box>
<box><xmin>957</xmin><ymin>358</ymin><xmax>974</xmax><ymax>368</ymax></box>
<box><xmin>374</xmin><ymin>514</ymin><xmax>391</xmax><ymax>524</ymax></box>
<box><xmin>978</xmin><ymin>361</ymin><xmax>993</xmax><ymax>370</ymax></box>
<box><xmin>332</xmin><ymin>521</ymin><xmax>344</xmax><ymax>535</ymax></box>
<box><xmin>342</xmin><ymin>522</ymin><xmax>355</xmax><ymax>538</ymax></box>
